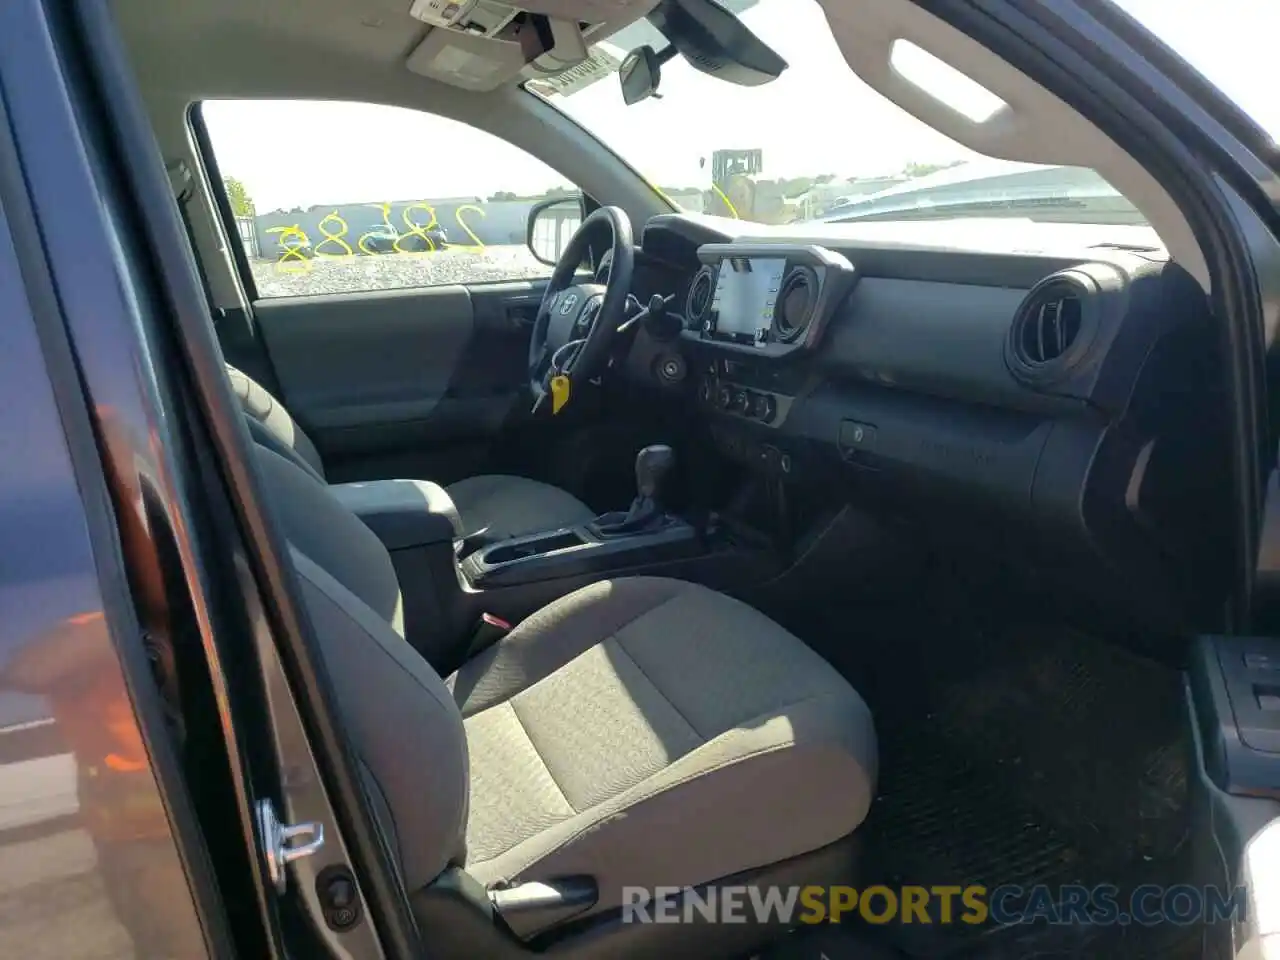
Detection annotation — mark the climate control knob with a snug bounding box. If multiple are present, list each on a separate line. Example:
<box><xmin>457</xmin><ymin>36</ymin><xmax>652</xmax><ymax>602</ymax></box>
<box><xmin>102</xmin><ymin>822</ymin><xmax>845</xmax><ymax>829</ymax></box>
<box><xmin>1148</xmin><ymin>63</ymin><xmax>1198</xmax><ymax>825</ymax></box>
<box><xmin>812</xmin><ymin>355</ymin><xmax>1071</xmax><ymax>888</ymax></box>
<box><xmin>752</xmin><ymin>392</ymin><xmax>777</xmax><ymax>423</ymax></box>
<box><xmin>732</xmin><ymin>388</ymin><xmax>751</xmax><ymax>415</ymax></box>
<box><xmin>717</xmin><ymin>384</ymin><xmax>733</xmax><ymax>409</ymax></box>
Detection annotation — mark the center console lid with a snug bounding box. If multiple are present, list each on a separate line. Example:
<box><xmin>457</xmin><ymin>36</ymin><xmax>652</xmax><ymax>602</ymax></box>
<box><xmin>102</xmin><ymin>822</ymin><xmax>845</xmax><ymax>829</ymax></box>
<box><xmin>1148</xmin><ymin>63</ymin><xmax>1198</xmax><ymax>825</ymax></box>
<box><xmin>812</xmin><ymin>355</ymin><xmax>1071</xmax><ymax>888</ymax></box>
<box><xmin>331</xmin><ymin>479</ymin><xmax>460</xmax><ymax>550</ymax></box>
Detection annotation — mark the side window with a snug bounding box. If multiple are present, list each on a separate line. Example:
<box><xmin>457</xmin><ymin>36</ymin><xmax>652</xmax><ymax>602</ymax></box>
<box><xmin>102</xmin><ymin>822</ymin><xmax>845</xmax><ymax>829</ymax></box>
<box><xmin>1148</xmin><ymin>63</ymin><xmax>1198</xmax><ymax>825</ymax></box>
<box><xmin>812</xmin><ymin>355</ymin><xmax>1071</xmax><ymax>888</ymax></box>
<box><xmin>201</xmin><ymin>100</ymin><xmax>575</xmax><ymax>298</ymax></box>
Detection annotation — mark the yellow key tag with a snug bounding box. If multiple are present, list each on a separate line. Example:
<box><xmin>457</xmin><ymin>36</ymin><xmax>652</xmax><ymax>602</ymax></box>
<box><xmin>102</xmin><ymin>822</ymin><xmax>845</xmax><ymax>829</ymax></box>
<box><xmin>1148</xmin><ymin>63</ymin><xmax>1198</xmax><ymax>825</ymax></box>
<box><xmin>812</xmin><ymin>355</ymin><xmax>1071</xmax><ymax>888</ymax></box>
<box><xmin>550</xmin><ymin>375</ymin><xmax>571</xmax><ymax>415</ymax></box>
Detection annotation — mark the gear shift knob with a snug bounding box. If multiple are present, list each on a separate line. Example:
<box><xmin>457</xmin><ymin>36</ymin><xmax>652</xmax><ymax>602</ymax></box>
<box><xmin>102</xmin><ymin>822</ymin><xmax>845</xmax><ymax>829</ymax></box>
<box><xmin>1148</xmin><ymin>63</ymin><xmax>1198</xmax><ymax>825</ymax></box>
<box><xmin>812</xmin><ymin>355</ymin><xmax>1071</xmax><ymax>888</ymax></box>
<box><xmin>635</xmin><ymin>444</ymin><xmax>675</xmax><ymax>500</ymax></box>
<box><xmin>588</xmin><ymin>445</ymin><xmax>678</xmax><ymax>538</ymax></box>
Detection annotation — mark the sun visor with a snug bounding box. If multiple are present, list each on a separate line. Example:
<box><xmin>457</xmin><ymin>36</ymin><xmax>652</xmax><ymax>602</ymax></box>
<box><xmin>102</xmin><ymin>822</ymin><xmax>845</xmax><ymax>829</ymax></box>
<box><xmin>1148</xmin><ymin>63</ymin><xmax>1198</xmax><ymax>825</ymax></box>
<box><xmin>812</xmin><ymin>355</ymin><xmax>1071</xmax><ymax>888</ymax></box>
<box><xmin>406</xmin><ymin>26</ymin><xmax>532</xmax><ymax>90</ymax></box>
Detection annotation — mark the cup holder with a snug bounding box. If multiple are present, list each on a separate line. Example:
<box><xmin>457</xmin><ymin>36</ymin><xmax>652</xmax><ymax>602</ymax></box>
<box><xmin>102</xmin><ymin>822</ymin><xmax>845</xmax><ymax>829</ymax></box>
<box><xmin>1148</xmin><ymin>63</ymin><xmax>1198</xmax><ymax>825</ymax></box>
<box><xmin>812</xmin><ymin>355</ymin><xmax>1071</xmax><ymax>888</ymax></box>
<box><xmin>482</xmin><ymin>530</ymin><xmax>586</xmax><ymax>566</ymax></box>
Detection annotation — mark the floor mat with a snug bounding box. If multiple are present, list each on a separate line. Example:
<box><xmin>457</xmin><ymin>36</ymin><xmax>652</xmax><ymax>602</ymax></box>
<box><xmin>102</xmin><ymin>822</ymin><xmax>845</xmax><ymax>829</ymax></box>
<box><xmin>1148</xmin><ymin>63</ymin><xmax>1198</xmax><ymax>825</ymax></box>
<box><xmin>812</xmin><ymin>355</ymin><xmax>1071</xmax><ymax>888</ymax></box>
<box><xmin>788</xmin><ymin>593</ymin><xmax>1200</xmax><ymax>960</ymax></box>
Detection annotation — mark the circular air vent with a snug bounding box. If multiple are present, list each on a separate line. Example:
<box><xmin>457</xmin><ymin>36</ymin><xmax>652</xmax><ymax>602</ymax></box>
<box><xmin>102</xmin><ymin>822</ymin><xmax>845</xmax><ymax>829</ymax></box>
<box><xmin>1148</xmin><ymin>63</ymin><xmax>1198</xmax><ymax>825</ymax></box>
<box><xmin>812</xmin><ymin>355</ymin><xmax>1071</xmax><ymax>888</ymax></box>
<box><xmin>774</xmin><ymin>266</ymin><xmax>819</xmax><ymax>343</ymax></box>
<box><xmin>686</xmin><ymin>266</ymin><xmax>716</xmax><ymax>329</ymax></box>
<box><xmin>1006</xmin><ymin>272</ymin><xmax>1099</xmax><ymax>385</ymax></box>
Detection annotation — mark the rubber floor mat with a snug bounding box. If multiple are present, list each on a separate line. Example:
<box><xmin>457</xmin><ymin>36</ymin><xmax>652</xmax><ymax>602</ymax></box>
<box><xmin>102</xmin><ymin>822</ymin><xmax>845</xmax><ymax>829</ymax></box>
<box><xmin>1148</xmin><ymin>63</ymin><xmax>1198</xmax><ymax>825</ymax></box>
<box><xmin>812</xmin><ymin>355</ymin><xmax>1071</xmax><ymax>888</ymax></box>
<box><xmin>800</xmin><ymin>602</ymin><xmax>1201</xmax><ymax>960</ymax></box>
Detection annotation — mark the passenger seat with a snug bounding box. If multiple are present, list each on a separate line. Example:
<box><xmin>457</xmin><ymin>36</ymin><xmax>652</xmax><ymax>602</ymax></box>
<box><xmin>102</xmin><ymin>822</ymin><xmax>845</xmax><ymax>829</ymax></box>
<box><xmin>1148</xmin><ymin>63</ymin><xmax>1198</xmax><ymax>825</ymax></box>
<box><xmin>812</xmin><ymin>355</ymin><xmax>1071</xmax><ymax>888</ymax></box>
<box><xmin>254</xmin><ymin>442</ymin><xmax>879</xmax><ymax>958</ymax></box>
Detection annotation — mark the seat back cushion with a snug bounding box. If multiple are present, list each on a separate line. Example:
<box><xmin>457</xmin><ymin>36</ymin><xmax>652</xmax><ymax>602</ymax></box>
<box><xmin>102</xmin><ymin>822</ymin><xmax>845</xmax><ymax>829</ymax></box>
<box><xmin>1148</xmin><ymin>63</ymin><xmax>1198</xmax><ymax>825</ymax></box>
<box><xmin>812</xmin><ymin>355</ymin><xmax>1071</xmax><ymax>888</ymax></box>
<box><xmin>228</xmin><ymin>364</ymin><xmax>325</xmax><ymax>480</ymax></box>
<box><xmin>292</xmin><ymin>549</ymin><xmax>470</xmax><ymax>891</ymax></box>
<box><xmin>254</xmin><ymin>445</ymin><xmax>405</xmax><ymax>634</ymax></box>
<box><xmin>252</xmin><ymin>443</ymin><xmax>471</xmax><ymax>889</ymax></box>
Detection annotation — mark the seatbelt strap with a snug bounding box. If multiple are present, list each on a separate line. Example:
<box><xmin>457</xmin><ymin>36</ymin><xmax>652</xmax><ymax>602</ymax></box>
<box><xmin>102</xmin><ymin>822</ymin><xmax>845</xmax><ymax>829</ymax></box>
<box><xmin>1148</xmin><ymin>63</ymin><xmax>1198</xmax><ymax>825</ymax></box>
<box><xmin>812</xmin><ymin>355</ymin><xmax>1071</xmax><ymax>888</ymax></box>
<box><xmin>166</xmin><ymin>159</ymin><xmax>219</xmax><ymax>315</ymax></box>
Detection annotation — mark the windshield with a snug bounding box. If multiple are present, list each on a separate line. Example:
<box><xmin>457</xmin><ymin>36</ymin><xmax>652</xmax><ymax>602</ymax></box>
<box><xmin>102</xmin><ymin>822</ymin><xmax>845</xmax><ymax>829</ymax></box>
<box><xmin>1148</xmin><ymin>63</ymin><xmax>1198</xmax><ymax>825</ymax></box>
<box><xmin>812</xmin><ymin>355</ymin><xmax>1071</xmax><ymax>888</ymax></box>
<box><xmin>534</xmin><ymin>0</ymin><xmax>1142</xmax><ymax>229</ymax></box>
<box><xmin>533</xmin><ymin>0</ymin><xmax>1270</xmax><ymax>234</ymax></box>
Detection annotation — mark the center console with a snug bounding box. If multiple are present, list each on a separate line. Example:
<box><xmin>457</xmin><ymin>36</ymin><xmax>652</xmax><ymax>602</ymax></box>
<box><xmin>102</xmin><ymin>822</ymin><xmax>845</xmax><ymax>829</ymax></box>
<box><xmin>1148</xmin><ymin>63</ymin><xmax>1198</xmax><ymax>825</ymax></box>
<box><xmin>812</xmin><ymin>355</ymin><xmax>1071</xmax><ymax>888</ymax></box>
<box><xmin>678</xmin><ymin>242</ymin><xmax>856</xmax><ymax>478</ymax></box>
<box><xmin>460</xmin><ymin>444</ymin><xmax>700</xmax><ymax>589</ymax></box>
<box><xmin>445</xmin><ymin>443</ymin><xmax>786</xmax><ymax>671</ymax></box>
<box><xmin>330</xmin><ymin>477</ymin><xmax>463</xmax><ymax>664</ymax></box>
<box><xmin>459</xmin><ymin>516</ymin><xmax>699</xmax><ymax>588</ymax></box>
<box><xmin>337</xmin><ymin>447</ymin><xmax>784</xmax><ymax>672</ymax></box>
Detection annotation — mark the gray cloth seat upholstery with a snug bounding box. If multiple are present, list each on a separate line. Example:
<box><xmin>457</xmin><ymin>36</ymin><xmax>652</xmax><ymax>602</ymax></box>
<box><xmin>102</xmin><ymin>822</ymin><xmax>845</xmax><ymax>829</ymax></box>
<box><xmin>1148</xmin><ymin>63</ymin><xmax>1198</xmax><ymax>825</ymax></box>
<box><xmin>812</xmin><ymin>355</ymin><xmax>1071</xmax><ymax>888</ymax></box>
<box><xmin>253</xmin><ymin>444</ymin><xmax>878</xmax><ymax>947</ymax></box>
<box><xmin>228</xmin><ymin>365</ymin><xmax>595</xmax><ymax>539</ymax></box>
<box><xmin>450</xmin><ymin>577</ymin><xmax>877</xmax><ymax>910</ymax></box>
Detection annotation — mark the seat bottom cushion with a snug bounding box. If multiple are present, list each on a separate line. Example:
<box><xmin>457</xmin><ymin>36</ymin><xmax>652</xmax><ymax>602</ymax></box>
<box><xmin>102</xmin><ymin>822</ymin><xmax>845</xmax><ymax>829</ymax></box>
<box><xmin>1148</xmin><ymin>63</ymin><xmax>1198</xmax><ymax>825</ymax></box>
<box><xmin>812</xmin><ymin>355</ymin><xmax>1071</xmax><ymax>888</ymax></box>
<box><xmin>447</xmin><ymin>577</ymin><xmax>877</xmax><ymax>916</ymax></box>
<box><xmin>444</xmin><ymin>474</ymin><xmax>595</xmax><ymax>541</ymax></box>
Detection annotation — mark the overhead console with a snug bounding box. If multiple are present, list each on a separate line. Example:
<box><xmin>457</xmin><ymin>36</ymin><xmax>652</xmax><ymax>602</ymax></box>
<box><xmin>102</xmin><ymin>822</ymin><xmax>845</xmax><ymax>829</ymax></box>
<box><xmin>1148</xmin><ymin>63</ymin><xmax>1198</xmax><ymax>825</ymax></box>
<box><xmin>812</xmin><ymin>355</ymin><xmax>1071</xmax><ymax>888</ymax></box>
<box><xmin>405</xmin><ymin>0</ymin><xmax>652</xmax><ymax>92</ymax></box>
<box><xmin>683</xmin><ymin>243</ymin><xmax>858</xmax><ymax>359</ymax></box>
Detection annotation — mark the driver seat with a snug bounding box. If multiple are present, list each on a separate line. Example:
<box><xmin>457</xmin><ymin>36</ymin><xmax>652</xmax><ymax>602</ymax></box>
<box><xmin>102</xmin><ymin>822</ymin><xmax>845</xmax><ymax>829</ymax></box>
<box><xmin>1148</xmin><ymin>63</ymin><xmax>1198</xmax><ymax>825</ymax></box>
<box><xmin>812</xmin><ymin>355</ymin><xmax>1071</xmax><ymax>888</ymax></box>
<box><xmin>228</xmin><ymin>365</ymin><xmax>596</xmax><ymax>540</ymax></box>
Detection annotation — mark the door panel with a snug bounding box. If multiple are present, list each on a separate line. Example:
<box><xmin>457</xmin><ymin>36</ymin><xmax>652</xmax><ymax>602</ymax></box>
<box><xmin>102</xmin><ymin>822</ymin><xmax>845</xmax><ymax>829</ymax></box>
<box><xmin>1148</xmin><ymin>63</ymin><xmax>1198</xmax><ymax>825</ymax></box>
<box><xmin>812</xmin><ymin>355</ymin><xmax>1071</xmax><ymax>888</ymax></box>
<box><xmin>256</xmin><ymin>285</ymin><xmax>474</xmax><ymax>430</ymax></box>
<box><xmin>196</xmin><ymin>98</ymin><xmax>595</xmax><ymax>484</ymax></box>
<box><xmin>252</xmin><ymin>280</ymin><xmax>549</xmax><ymax>483</ymax></box>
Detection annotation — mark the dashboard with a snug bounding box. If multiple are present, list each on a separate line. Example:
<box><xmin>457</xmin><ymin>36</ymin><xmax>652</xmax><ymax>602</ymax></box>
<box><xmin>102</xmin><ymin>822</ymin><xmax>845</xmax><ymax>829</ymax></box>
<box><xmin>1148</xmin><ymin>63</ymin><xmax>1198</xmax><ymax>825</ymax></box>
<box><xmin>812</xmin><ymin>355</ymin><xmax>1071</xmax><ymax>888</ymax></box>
<box><xmin>620</xmin><ymin>213</ymin><xmax>1232</xmax><ymax>635</ymax></box>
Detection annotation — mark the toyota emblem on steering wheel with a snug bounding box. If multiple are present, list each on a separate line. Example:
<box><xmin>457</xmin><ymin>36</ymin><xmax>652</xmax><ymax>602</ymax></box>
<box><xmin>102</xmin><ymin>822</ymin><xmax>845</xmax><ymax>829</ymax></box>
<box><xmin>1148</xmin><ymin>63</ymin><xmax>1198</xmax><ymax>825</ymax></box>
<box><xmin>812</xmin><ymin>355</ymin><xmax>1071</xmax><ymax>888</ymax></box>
<box><xmin>577</xmin><ymin>299</ymin><xmax>601</xmax><ymax>333</ymax></box>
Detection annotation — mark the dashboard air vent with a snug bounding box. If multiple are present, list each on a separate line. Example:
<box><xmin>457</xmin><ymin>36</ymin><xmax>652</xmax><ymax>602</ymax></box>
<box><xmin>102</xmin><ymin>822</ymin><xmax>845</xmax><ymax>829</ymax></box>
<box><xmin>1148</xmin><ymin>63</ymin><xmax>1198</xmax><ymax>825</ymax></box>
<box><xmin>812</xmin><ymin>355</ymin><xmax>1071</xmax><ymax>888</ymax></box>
<box><xmin>1018</xmin><ymin>287</ymin><xmax>1081</xmax><ymax>364</ymax></box>
<box><xmin>686</xmin><ymin>266</ymin><xmax>716</xmax><ymax>330</ymax></box>
<box><xmin>1006</xmin><ymin>272</ymin><xmax>1099</xmax><ymax>385</ymax></box>
<box><xmin>774</xmin><ymin>266</ymin><xmax>819</xmax><ymax>343</ymax></box>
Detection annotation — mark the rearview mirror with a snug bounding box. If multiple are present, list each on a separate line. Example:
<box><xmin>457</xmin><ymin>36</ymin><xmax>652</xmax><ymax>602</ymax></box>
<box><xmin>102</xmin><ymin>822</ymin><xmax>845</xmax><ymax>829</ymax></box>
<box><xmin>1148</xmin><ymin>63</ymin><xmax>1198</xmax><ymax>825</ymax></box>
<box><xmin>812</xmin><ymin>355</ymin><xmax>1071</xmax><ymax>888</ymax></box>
<box><xmin>620</xmin><ymin>46</ymin><xmax>664</xmax><ymax>105</ymax></box>
<box><xmin>527</xmin><ymin>195</ymin><xmax>584</xmax><ymax>265</ymax></box>
<box><xmin>647</xmin><ymin>0</ymin><xmax>786</xmax><ymax>87</ymax></box>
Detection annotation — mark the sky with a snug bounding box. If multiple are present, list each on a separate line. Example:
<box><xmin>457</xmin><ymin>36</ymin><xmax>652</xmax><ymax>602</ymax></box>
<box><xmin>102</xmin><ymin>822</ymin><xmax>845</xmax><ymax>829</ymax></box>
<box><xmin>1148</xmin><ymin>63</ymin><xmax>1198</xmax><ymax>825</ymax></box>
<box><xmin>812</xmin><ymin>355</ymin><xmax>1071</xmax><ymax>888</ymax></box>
<box><xmin>202</xmin><ymin>0</ymin><xmax>1280</xmax><ymax>215</ymax></box>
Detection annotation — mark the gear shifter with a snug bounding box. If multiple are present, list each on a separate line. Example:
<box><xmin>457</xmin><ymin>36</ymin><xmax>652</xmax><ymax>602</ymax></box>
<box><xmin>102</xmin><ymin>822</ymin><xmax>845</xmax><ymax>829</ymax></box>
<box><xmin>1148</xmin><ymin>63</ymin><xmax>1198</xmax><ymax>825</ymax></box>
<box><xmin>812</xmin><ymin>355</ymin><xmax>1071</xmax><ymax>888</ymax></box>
<box><xmin>635</xmin><ymin>444</ymin><xmax>674</xmax><ymax>500</ymax></box>
<box><xmin>590</xmin><ymin>445</ymin><xmax>675</xmax><ymax>537</ymax></box>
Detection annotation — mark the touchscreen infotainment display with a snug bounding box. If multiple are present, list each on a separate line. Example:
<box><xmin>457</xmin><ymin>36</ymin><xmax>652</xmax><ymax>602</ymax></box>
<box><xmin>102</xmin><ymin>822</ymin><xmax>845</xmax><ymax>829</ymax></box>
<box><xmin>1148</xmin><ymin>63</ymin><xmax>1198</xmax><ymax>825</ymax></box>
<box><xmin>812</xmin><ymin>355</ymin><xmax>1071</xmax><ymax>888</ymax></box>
<box><xmin>711</xmin><ymin>257</ymin><xmax>787</xmax><ymax>341</ymax></box>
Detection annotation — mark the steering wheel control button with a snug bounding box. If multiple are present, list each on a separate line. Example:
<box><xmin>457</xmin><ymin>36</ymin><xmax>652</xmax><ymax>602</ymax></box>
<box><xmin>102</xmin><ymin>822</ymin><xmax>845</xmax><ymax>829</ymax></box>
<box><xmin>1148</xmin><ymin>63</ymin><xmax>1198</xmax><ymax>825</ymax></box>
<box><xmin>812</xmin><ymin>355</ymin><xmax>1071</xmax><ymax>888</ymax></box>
<box><xmin>838</xmin><ymin>419</ymin><xmax>877</xmax><ymax>459</ymax></box>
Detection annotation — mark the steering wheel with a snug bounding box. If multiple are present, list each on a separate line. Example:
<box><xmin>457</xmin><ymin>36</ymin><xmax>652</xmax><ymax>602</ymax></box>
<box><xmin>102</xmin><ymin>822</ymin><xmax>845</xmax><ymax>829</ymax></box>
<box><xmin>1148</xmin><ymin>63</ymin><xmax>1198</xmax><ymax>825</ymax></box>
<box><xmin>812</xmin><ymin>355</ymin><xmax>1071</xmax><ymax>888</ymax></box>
<box><xmin>528</xmin><ymin>206</ymin><xmax>635</xmax><ymax>410</ymax></box>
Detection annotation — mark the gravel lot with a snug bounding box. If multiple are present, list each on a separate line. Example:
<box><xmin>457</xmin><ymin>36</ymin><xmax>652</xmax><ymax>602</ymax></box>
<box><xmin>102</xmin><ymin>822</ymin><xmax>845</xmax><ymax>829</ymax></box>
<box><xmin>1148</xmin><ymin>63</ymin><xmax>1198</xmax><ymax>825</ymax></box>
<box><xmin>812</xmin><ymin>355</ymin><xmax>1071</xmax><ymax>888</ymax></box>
<box><xmin>249</xmin><ymin>244</ymin><xmax>552</xmax><ymax>298</ymax></box>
